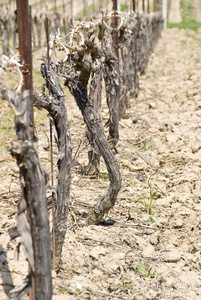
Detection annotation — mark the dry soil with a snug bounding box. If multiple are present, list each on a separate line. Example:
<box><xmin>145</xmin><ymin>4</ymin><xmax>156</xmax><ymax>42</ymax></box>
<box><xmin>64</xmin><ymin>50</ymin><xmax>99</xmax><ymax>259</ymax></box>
<box><xmin>0</xmin><ymin>26</ymin><xmax>201</xmax><ymax>300</ymax></box>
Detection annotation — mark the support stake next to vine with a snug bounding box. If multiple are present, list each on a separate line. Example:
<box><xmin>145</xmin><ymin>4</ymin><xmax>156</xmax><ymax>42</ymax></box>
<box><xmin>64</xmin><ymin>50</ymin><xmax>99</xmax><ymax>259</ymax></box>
<box><xmin>45</xmin><ymin>16</ymin><xmax>56</xmax><ymax>271</ymax></box>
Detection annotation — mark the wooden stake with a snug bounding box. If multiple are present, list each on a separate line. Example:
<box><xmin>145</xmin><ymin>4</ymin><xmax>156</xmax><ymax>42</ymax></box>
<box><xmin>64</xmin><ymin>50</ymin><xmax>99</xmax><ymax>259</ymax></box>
<box><xmin>134</xmin><ymin>6</ymin><xmax>138</xmax><ymax>96</ymax></box>
<box><xmin>112</xmin><ymin>0</ymin><xmax>120</xmax><ymax>120</ymax></box>
<box><xmin>45</xmin><ymin>17</ymin><xmax>56</xmax><ymax>271</ymax></box>
<box><xmin>112</xmin><ymin>0</ymin><xmax>119</xmax><ymax>59</ymax></box>
<box><xmin>101</xmin><ymin>11</ymin><xmax>104</xmax><ymax>51</ymax></box>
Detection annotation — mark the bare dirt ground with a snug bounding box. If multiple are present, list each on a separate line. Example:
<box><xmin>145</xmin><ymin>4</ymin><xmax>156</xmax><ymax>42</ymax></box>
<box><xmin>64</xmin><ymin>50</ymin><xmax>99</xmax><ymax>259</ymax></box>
<box><xmin>168</xmin><ymin>0</ymin><xmax>182</xmax><ymax>23</ymax></box>
<box><xmin>1</xmin><ymin>26</ymin><xmax>201</xmax><ymax>300</ymax></box>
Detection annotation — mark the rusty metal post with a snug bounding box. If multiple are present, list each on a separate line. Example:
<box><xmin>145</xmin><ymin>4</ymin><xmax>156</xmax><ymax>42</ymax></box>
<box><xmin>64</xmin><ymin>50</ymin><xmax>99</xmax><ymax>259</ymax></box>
<box><xmin>16</xmin><ymin>0</ymin><xmax>34</xmax><ymax>140</ymax></box>
<box><xmin>45</xmin><ymin>17</ymin><xmax>56</xmax><ymax>271</ymax></box>
<box><xmin>133</xmin><ymin>0</ymin><xmax>135</xmax><ymax>11</ymax></box>
<box><xmin>16</xmin><ymin>1</ymin><xmax>34</xmax><ymax>299</ymax></box>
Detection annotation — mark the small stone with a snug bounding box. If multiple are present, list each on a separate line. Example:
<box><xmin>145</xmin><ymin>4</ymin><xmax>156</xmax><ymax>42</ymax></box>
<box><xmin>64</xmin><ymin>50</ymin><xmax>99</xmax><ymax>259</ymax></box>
<box><xmin>149</xmin><ymin>234</ymin><xmax>159</xmax><ymax>246</ymax></box>
<box><xmin>132</xmin><ymin>116</ymin><xmax>138</xmax><ymax>123</ymax></box>
<box><xmin>75</xmin><ymin>255</ymin><xmax>85</xmax><ymax>267</ymax></box>
<box><xmin>172</xmin><ymin>218</ymin><xmax>183</xmax><ymax>228</ymax></box>
<box><xmin>163</xmin><ymin>250</ymin><xmax>181</xmax><ymax>263</ymax></box>
<box><xmin>89</xmin><ymin>246</ymin><xmax>109</xmax><ymax>260</ymax></box>
<box><xmin>149</xmin><ymin>102</ymin><xmax>157</xmax><ymax>109</ymax></box>
<box><xmin>166</xmin><ymin>133</ymin><xmax>178</xmax><ymax>144</ymax></box>
<box><xmin>142</xmin><ymin>245</ymin><xmax>155</xmax><ymax>258</ymax></box>
<box><xmin>126</xmin><ymin>187</ymin><xmax>135</xmax><ymax>194</ymax></box>
<box><xmin>90</xmin><ymin>270</ymin><xmax>103</xmax><ymax>282</ymax></box>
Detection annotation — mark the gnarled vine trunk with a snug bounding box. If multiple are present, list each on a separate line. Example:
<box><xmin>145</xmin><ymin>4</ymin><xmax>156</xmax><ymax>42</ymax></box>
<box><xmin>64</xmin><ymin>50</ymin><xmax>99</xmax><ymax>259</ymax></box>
<box><xmin>103</xmin><ymin>32</ymin><xmax>120</xmax><ymax>149</ymax></box>
<box><xmin>58</xmin><ymin>33</ymin><xmax>122</xmax><ymax>225</ymax></box>
<box><xmin>35</xmin><ymin>61</ymin><xmax>72</xmax><ymax>264</ymax></box>
<box><xmin>0</xmin><ymin>84</ymin><xmax>52</xmax><ymax>299</ymax></box>
<box><xmin>86</xmin><ymin>63</ymin><xmax>102</xmax><ymax>175</ymax></box>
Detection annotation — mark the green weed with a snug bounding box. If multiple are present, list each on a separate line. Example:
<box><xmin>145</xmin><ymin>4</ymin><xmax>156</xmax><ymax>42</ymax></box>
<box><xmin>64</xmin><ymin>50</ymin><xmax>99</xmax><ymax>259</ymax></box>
<box><xmin>145</xmin><ymin>141</ymin><xmax>153</xmax><ymax>148</ymax></box>
<box><xmin>120</xmin><ymin>3</ymin><xmax>128</xmax><ymax>12</ymax></box>
<box><xmin>127</xmin><ymin>180</ymin><xmax>138</xmax><ymax>186</ymax></box>
<box><xmin>58</xmin><ymin>286</ymin><xmax>69</xmax><ymax>294</ymax></box>
<box><xmin>193</xmin><ymin>195</ymin><xmax>200</xmax><ymax>204</ymax></box>
<box><xmin>0</xmin><ymin>140</ymin><xmax>7</xmax><ymax>150</ymax></box>
<box><xmin>115</xmin><ymin>282</ymin><xmax>136</xmax><ymax>294</ymax></box>
<box><xmin>142</xmin><ymin>216</ymin><xmax>155</xmax><ymax>224</ymax></box>
<box><xmin>135</xmin><ymin>140</ymin><xmax>153</xmax><ymax>149</ymax></box>
<box><xmin>118</xmin><ymin>163</ymin><xmax>124</xmax><ymax>169</ymax></box>
<box><xmin>167</xmin><ymin>20</ymin><xmax>201</xmax><ymax>31</ymax></box>
<box><xmin>138</xmin><ymin>180</ymin><xmax>160</xmax><ymax>214</ymax></box>
<box><xmin>75</xmin><ymin>288</ymin><xmax>82</xmax><ymax>294</ymax></box>
<box><xmin>99</xmin><ymin>172</ymin><xmax>109</xmax><ymax>180</ymax></box>
<box><xmin>136</xmin><ymin>264</ymin><xmax>162</xmax><ymax>278</ymax></box>
<box><xmin>128</xmin><ymin>179</ymin><xmax>160</xmax><ymax>213</ymax></box>
<box><xmin>186</xmin><ymin>92</ymin><xmax>192</xmax><ymax>98</ymax></box>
